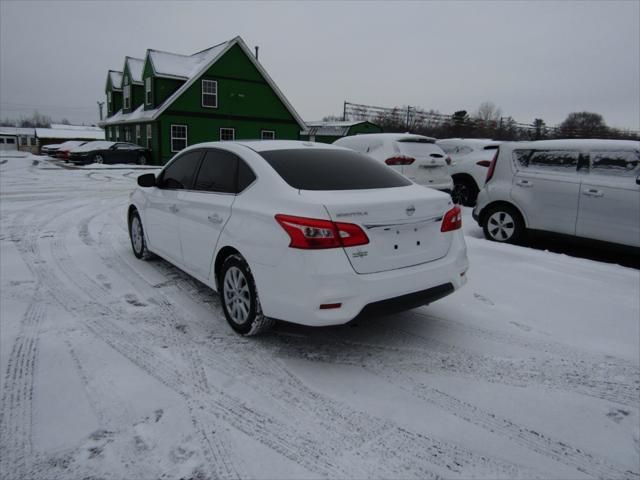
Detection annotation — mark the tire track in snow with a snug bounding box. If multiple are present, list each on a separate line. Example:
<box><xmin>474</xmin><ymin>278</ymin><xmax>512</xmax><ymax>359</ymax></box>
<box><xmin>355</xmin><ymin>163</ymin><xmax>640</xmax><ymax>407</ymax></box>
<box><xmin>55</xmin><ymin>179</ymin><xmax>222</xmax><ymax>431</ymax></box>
<box><xmin>0</xmin><ymin>298</ymin><xmax>44</xmax><ymax>480</ymax></box>
<box><xmin>368</xmin><ymin>365</ymin><xmax>639</xmax><ymax>480</ymax></box>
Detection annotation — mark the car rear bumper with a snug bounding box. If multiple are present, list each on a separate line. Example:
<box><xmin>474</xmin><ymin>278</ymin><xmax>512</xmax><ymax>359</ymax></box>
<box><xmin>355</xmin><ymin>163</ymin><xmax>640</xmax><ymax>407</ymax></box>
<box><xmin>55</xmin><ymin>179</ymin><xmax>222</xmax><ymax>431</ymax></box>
<box><xmin>250</xmin><ymin>230</ymin><xmax>468</xmax><ymax>327</ymax></box>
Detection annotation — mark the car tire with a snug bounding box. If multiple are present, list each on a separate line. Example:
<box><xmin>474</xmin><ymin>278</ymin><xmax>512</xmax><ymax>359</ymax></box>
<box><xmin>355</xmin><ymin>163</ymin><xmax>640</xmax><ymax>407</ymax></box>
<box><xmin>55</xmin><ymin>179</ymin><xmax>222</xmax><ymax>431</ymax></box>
<box><xmin>451</xmin><ymin>177</ymin><xmax>479</xmax><ymax>206</ymax></box>
<box><xmin>220</xmin><ymin>253</ymin><xmax>274</xmax><ymax>336</ymax></box>
<box><xmin>137</xmin><ymin>154</ymin><xmax>147</xmax><ymax>165</ymax></box>
<box><xmin>93</xmin><ymin>154</ymin><xmax>104</xmax><ymax>164</ymax></box>
<box><xmin>128</xmin><ymin>209</ymin><xmax>154</xmax><ymax>260</ymax></box>
<box><xmin>482</xmin><ymin>204</ymin><xmax>525</xmax><ymax>244</ymax></box>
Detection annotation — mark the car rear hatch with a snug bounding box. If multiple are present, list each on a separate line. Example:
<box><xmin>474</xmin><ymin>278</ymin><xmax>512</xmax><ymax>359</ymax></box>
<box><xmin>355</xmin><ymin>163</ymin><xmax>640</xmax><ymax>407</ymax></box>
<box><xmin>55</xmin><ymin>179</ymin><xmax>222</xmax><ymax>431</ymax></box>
<box><xmin>300</xmin><ymin>186</ymin><xmax>453</xmax><ymax>274</ymax></box>
<box><xmin>395</xmin><ymin>138</ymin><xmax>450</xmax><ymax>186</ymax></box>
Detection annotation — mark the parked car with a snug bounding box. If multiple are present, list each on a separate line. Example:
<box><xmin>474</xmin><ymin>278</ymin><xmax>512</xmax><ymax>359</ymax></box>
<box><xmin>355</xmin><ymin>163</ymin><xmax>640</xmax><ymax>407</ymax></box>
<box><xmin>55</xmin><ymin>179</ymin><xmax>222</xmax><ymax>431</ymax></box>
<box><xmin>473</xmin><ymin>139</ymin><xmax>640</xmax><ymax>247</ymax></box>
<box><xmin>55</xmin><ymin>140</ymin><xmax>87</xmax><ymax>162</ymax></box>
<box><xmin>334</xmin><ymin>134</ymin><xmax>454</xmax><ymax>192</ymax></box>
<box><xmin>129</xmin><ymin>141</ymin><xmax>468</xmax><ymax>335</ymax></box>
<box><xmin>68</xmin><ymin>141</ymin><xmax>150</xmax><ymax>165</ymax></box>
<box><xmin>436</xmin><ymin>138</ymin><xmax>501</xmax><ymax>206</ymax></box>
<box><xmin>41</xmin><ymin>144</ymin><xmax>61</xmax><ymax>156</ymax></box>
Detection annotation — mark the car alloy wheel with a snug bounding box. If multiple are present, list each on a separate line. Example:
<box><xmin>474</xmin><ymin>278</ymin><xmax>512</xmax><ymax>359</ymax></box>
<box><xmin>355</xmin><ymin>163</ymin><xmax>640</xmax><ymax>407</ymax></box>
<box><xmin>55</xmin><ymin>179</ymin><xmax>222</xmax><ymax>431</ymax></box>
<box><xmin>487</xmin><ymin>211</ymin><xmax>515</xmax><ymax>241</ymax></box>
<box><xmin>131</xmin><ymin>215</ymin><xmax>144</xmax><ymax>255</ymax></box>
<box><xmin>94</xmin><ymin>154</ymin><xmax>104</xmax><ymax>164</ymax></box>
<box><xmin>451</xmin><ymin>182</ymin><xmax>469</xmax><ymax>205</ymax></box>
<box><xmin>223</xmin><ymin>266</ymin><xmax>251</xmax><ymax>325</ymax></box>
<box><xmin>138</xmin><ymin>155</ymin><xmax>146</xmax><ymax>165</ymax></box>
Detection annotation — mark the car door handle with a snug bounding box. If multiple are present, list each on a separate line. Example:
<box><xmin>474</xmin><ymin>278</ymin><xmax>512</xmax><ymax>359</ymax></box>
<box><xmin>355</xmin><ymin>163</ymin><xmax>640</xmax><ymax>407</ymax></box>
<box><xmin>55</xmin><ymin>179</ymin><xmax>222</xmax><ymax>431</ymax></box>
<box><xmin>208</xmin><ymin>214</ymin><xmax>223</xmax><ymax>224</ymax></box>
<box><xmin>583</xmin><ymin>188</ymin><xmax>603</xmax><ymax>197</ymax></box>
<box><xmin>168</xmin><ymin>204</ymin><xmax>179</xmax><ymax>213</ymax></box>
<box><xmin>516</xmin><ymin>180</ymin><xmax>533</xmax><ymax>188</ymax></box>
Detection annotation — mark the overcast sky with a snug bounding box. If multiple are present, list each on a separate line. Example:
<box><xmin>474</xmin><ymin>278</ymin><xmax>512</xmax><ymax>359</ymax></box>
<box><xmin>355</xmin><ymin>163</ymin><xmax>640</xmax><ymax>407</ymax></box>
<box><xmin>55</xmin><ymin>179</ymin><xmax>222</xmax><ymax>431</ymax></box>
<box><xmin>1</xmin><ymin>0</ymin><xmax>638</xmax><ymax>130</ymax></box>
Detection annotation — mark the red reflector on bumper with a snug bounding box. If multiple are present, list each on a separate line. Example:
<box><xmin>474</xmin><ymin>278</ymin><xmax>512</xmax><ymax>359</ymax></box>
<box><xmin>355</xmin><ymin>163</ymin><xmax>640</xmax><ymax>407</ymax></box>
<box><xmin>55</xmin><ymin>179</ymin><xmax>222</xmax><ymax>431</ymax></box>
<box><xmin>319</xmin><ymin>303</ymin><xmax>342</xmax><ymax>310</ymax></box>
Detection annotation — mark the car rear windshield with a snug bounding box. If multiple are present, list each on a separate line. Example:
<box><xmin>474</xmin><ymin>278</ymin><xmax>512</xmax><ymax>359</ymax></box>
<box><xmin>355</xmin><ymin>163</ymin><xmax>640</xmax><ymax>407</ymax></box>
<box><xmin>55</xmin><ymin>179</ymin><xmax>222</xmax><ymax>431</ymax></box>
<box><xmin>258</xmin><ymin>148</ymin><xmax>412</xmax><ymax>190</ymax></box>
<box><xmin>396</xmin><ymin>139</ymin><xmax>445</xmax><ymax>158</ymax></box>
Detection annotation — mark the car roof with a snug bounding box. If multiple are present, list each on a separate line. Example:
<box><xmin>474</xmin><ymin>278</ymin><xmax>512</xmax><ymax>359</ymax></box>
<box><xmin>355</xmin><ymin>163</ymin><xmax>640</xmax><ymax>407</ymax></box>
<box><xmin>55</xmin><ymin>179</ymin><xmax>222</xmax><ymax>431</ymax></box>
<box><xmin>503</xmin><ymin>139</ymin><xmax>640</xmax><ymax>151</ymax></box>
<box><xmin>182</xmin><ymin>140</ymin><xmax>350</xmax><ymax>153</ymax></box>
<box><xmin>342</xmin><ymin>133</ymin><xmax>437</xmax><ymax>142</ymax></box>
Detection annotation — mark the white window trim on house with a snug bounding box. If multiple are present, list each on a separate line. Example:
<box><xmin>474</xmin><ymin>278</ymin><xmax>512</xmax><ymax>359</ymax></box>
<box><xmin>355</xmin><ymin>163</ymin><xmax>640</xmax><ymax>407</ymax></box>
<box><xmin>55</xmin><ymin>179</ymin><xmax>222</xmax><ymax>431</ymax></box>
<box><xmin>125</xmin><ymin>127</ymin><xmax>131</xmax><ymax>142</ymax></box>
<box><xmin>170</xmin><ymin>124</ymin><xmax>188</xmax><ymax>152</ymax></box>
<box><xmin>202</xmin><ymin>79</ymin><xmax>218</xmax><ymax>108</ymax></box>
<box><xmin>261</xmin><ymin>130</ymin><xmax>275</xmax><ymax>140</ymax></box>
<box><xmin>146</xmin><ymin>124</ymin><xmax>152</xmax><ymax>148</ymax></box>
<box><xmin>145</xmin><ymin>77</ymin><xmax>151</xmax><ymax>104</ymax></box>
<box><xmin>220</xmin><ymin>128</ymin><xmax>235</xmax><ymax>141</ymax></box>
<box><xmin>136</xmin><ymin>125</ymin><xmax>141</xmax><ymax>144</ymax></box>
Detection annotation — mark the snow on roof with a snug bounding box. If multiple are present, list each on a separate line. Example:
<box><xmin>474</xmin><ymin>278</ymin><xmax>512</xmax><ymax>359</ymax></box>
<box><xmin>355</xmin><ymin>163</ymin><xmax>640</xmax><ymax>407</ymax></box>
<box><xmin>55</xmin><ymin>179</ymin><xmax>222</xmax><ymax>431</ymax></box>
<box><xmin>105</xmin><ymin>37</ymin><xmax>306</xmax><ymax>130</ymax></box>
<box><xmin>35</xmin><ymin>128</ymin><xmax>105</xmax><ymax>140</ymax></box>
<box><xmin>109</xmin><ymin>70</ymin><xmax>123</xmax><ymax>89</ymax></box>
<box><xmin>126</xmin><ymin>57</ymin><xmax>145</xmax><ymax>84</ymax></box>
<box><xmin>0</xmin><ymin>127</ymin><xmax>36</xmax><ymax>136</ymax></box>
<box><xmin>305</xmin><ymin>120</ymin><xmax>369</xmax><ymax>128</ymax></box>
<box><xmin>149</xmin><ymin>41</ymin><xmax>230</xmax><ymax>79</ymax></box>
<box><xmin>70</xmin><ymin>140</ymin><xmax>114</xmax><ymax>152</ymax></box>
<box><xmin>50</xmin><ymin>123</ymin><xmax>102</xmax><ymax>131</ymax></box>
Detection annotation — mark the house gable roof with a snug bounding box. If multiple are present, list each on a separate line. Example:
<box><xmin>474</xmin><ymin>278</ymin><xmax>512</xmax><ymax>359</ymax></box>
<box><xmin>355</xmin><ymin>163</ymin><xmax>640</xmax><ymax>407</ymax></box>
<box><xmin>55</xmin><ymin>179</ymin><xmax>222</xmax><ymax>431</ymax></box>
<box><xmin>123</xmin><ymin>57</ymin><xmax>144</xmax><ymax>85</ymax></box>
<box><xmin>104</xmin><ymin>36</ymin><xmax>306</xmax><ymax>130</ymax></box>
<box><xmin>106</xmin><ymin>70</ymin><xmax>123</xmax><ymax>91</ymax></box>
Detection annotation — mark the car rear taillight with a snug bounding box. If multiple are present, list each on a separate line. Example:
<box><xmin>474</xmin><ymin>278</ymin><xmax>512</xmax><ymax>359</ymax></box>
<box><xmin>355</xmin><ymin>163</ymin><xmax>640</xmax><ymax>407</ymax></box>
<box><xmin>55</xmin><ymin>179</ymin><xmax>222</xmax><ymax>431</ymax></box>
<box><xmin>485</xmin><ymin>149</ymin><xmax>499</xmax><ymax>184</ymax></box>
<box><xmin>476</xmin><ymin>160</ymin><xmax>491</xmax><ymax>167</ymax></box>
<box><xmin>275</xmin><ymin>214</ymin><xmax>369</xmax><ymax>250</ymax></box>
<box><xmin>385</xmin><ymin>156</ymin><xmax>415</xmax><ymax>166</ymax></box>
<box><xmin>441</xmin><ymin>206</ymin><xmax>462</xmax><ymax>232</ymax></box>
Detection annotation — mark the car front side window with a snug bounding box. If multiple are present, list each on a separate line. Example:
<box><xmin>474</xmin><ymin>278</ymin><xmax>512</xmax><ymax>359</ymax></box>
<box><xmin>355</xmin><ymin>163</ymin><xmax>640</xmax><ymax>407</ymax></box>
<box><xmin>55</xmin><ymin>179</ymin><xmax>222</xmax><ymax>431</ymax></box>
<box><xmin>159</xmin><ymin>151</ymin><xmax>203</xmax><ymax>190</ymax></box>
<box><xmin>590</xmin><ymin>150</ymin><xmax>640</xmax><ymax>178</ymax></box>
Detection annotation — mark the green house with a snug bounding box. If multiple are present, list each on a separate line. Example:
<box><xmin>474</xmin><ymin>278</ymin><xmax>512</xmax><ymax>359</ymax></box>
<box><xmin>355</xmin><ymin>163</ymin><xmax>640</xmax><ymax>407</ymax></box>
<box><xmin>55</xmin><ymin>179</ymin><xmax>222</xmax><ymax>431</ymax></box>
<box><xmin>103</xmin><ymin>36</ymin><xmax>305</xmax><ymax>165</ymax></box>
<box><xmin>300</xmin><ymin>120</ymin><xmax>382</xmax><ymax>144</ymax></box>
<box><xmin>105</xmin><ymin>70</ymin><xmax>123</xmax><ymax>117</ymax></box>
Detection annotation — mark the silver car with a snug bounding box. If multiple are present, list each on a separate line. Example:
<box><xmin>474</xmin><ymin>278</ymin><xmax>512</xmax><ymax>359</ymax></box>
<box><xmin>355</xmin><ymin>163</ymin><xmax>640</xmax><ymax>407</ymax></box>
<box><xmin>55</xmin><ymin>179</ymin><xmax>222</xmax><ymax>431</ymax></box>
<box><xmin>473</xmin><ymin>139</ymin><xmax>640</xmax><ymax>247</ymax></box>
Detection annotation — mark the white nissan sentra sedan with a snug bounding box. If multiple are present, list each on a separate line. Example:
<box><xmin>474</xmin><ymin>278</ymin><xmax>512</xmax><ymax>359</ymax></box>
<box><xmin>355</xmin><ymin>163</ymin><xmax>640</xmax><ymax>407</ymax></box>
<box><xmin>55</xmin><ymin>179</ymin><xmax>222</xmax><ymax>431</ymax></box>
<box><xmin>129</xmin><ymin>141</ymin><xmax>469</xmax><ymax>335</ymax></box>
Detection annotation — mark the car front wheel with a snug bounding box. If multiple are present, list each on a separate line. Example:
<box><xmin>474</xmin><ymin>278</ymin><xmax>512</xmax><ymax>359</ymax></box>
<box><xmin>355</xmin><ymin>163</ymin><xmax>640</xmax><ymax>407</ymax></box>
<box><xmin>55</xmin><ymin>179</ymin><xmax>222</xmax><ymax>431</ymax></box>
<box><xmin>128</xmin><ymin>210</ymin><xmax>153</xmax><ymax>259</ymax></box>
<box><xmin>220</xmin><ymin>254</ymin><xmax>274</xmax><ymax>336</ymax></box>
<box><xmin>482</xmin><ymin>204</ymin><xmax>525</xmax><ymax>244</ymax></box>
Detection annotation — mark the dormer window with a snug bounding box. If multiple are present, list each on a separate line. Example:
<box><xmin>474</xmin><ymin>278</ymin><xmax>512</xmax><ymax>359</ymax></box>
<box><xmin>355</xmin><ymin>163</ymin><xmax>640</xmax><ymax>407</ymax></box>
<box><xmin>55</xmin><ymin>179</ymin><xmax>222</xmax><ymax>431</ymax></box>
<box><xmin>123</xmin><ymin>85</ymin><xmax>131</xmax><ymax>110</ymax></box>
<box><xmin>202</xmin><ymin>79</ymin><xmax>217</xmax><ymax>108</ymax></box>
<box><xmin>145</xmin><ymin>77</ymin><xmax>151</xmax><ymax>104</ymax></box>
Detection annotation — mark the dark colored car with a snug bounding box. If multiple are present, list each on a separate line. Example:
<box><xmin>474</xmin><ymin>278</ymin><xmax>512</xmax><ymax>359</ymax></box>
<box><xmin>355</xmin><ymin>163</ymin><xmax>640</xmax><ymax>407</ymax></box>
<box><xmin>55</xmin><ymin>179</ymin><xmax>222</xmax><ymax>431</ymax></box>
<box><xmin>68</xmin><ymin>141</ymin><xmax>151</xmax><ymax>165</ymax></box>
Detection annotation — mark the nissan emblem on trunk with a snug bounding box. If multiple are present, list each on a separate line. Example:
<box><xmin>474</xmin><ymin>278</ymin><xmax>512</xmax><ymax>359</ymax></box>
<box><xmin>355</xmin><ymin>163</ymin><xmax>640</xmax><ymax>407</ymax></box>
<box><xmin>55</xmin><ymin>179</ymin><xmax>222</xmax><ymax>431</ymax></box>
<box><xmin>406</xmin><ymin>205</ymin><xmax>416</xmax><ymax>216</ymax></box>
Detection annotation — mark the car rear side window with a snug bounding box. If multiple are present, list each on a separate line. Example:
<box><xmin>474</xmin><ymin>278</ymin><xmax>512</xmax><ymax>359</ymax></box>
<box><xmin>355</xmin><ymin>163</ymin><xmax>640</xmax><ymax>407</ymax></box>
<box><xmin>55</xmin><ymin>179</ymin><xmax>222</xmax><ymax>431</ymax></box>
<box><xmin>194</xmin><ymin>150</ymin><xmax>238</xmax><ymax>193</ymax></box>
<box><xmin>590</xmin><ymin>150</ymin><xmax>640</xmax><ymax>177</ymax></box>
<box><xmin>259</xmin><ymin>148</ymin><xmax>411</xmax><ymax>190</ymax></box>
<box><xmin>237</xmin><ymin>159</ymin><xmax>256</xmax><ymax>191</ymax></box>
<box><xmin>161</xmin><ymin>151</ymin><xmax>202</xmax><ymax>189</ymax></box>
<box><xmin>514</xmin><ymin>149</ymin><xmax>579</xmax><ymax>172</ymax></box>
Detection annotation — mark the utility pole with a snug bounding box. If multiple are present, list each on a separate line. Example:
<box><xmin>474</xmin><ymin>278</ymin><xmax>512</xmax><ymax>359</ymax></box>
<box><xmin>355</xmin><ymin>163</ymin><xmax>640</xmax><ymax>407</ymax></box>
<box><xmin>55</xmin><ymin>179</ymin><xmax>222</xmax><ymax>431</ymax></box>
<box><xmin>343</xmin><ymin>101</ymin><xmax>347</xmax><ymax>121</ymax></box>
<box><xmin>97</xmin><ymin>101</ymin><xmax>104</xmax><ymax>121</ymax></box>
<box><xmin>406</xmin><ymin>106</ymin><xmax>411</xmax><ymax>131</ymax></box>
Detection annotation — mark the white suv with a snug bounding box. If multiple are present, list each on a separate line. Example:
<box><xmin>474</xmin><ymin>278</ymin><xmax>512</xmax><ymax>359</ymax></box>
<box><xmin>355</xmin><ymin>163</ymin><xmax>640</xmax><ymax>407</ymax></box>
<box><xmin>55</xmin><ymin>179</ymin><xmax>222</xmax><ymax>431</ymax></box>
<box><xmin>473</xmin><ymin>139</ymin><xmax>640</xmax><ymax>247</ymax></box>
<box><xmin>436</xmin><ymin>138</ymin><xmax>500</xmax><ymax>206</ymax></box>
<box><xmin>334</xmin><ymin>133</ymin><xmax>454</xmax><ymax>192</ymax></box>
<box><xmin>129</xmin><ymin>141</ymin><xmax>468</xmax><ymax>335</ymax></box>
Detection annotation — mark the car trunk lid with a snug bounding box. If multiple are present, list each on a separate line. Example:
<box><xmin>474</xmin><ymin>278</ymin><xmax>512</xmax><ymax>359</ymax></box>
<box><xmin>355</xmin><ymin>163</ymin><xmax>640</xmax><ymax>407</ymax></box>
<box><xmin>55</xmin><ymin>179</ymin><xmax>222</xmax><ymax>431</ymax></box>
<box><xmin>300</xmin><ymin>185</ymin><xmax>453</xmax><ymax>274</ymax></box>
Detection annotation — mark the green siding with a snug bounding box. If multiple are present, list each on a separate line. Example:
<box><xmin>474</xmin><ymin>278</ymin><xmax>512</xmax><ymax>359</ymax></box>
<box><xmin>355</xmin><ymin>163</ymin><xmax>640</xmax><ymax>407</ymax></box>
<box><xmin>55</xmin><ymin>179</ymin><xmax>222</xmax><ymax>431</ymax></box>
<box><xmin>155</xmin><ymin>77</ymin><xmax>183</xmax><ymax>108</ymax></box>
<box><xmin>157</xmin><ymin>115</ymin><xmax>298</xmax><ymax>164</ymax></box>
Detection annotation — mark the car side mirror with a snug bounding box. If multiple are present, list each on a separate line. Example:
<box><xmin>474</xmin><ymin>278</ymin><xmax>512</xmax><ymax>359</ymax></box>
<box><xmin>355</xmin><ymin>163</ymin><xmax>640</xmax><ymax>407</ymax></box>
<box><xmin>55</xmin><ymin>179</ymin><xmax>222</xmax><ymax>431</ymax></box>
<box><xmin>137</xmin><ymin>173</ymin><xmax>156</xmax><ymax>187</ymax></box>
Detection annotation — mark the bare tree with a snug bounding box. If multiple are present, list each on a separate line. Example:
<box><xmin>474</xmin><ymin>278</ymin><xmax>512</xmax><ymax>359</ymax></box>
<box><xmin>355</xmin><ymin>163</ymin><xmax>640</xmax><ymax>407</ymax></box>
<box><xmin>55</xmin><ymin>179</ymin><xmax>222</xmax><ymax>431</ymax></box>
<box><xmin>475</xmin><ymin>101</ymin><xmax>502</xmax><ymax>122</ymax></box>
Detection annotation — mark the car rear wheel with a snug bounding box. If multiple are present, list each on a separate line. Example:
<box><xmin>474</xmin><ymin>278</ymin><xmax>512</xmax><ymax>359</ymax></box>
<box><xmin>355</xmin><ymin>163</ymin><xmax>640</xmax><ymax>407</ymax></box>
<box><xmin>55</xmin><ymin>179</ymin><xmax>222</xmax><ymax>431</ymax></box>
<box><xmin>137</xmin><ymin>154</ymin><xmax>146</xmax><ymax>165</ymax></box>
<box><xmin>128</xmin><ymin>210</ymin><xmax>153</xmax><ymax>260</ymax></box>
<box><xmin>93</xmin><ymin>154</ymin><xmax>104</xmax><ymax>164</ymax></box>
<box><xmin>220</xmin><ymin>254</ymin><xmax>273</xmax><ymax>336</ymax></box>
<box><xmin>451</xmin><ymin>177</ymin><xmax>479</xmax><ymax>206</ymax></box>
<box><xmin>482</xmin><ymin>204</ymin><xmax>525</xmax><ymax>244</ymax></box>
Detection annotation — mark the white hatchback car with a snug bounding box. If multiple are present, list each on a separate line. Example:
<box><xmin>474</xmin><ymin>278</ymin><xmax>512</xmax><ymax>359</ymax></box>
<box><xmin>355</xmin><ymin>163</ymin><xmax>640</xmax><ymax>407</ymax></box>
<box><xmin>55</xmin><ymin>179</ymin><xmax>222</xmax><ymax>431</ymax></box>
<box><xmin>436</xmin><ymin>138</ymin><xmax>501</xmax><ymax>206</ymax></box>
<box><xmin>473</xmin><ymin>139</ymin><xmax>640</xmax><ymax>247</ymax></box>
<box><xmin>129</xmin><ymin>141</ymin><xmax>468</xmax><ymax>335</ymax></box>
<box><xmin>334</xmin><ymin>133</ymin><xmax>454</xmax><ymax>192</ymax></box>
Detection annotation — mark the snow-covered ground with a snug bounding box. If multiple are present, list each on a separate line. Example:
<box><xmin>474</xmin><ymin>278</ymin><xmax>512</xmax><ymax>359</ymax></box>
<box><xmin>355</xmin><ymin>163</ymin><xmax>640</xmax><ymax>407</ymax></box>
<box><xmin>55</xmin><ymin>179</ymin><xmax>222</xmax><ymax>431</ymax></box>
<box><xmin>1</xmin><ymin>152</ymin><xmax>638</xmax><ymax>480</ymax></box>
